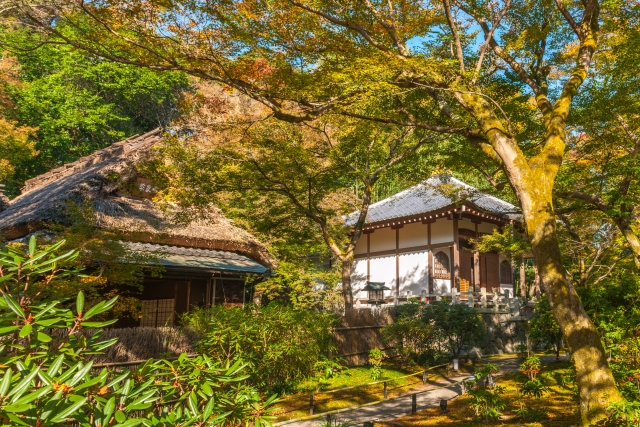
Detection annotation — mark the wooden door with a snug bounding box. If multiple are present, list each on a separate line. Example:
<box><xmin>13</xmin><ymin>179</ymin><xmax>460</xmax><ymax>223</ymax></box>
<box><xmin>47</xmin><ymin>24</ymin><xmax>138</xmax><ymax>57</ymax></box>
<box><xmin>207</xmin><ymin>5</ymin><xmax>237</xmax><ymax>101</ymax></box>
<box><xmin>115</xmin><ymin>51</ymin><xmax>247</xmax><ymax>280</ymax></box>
<box><xmin>459</xmin><ymin>253</ymin><xmax>473</xmax><ymax>293</ymax></box>
<box><xmin>479</xmin><ymin>254</ymin><xmax>500</xmax><ymax>291</ymax></box>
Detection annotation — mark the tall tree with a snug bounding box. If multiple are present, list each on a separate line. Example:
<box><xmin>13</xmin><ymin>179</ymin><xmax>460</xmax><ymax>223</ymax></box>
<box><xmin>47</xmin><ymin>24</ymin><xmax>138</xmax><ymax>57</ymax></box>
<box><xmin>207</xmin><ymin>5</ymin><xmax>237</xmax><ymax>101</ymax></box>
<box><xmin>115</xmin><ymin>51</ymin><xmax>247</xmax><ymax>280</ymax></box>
<box><xmin>2</xmin><ymin>0</ymin><xmax>626</xmax><ymax>421</ymax></box>
<box><xmin>555</xmin><ymin>1</ymin><xmax>640</xmax><ymax>269</ymax></box>
<box><xmin>152</xmin><ymin>84</ymin><xmax>438</xmax><ymax>308</ymax></box>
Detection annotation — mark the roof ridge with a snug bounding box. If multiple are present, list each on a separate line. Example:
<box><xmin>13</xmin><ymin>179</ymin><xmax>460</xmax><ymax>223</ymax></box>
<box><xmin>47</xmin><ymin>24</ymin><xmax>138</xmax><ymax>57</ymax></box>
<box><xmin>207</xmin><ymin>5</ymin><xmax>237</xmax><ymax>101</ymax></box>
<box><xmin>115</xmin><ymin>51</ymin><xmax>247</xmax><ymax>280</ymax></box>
<box><xmin>22</xmin><ymin>128</ymin><xmax>163</xmax><ymax>193</ymax></box>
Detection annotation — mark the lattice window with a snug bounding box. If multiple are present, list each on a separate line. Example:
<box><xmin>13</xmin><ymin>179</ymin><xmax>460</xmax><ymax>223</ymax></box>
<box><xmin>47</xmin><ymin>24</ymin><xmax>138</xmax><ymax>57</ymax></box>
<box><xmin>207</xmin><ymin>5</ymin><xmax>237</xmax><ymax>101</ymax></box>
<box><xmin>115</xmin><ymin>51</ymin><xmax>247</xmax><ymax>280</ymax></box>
<box><xmin>140</xmin><ymin>299</ymin><xmax>175</xmax><ymax>327</ymax></box>
<box><xmin>500</xmin><ymin>260</ymin><xmax>513</xmax><ymax>284</ymax></box>
<box><xmin>433</xmin><ymin>251</ymin><xmax>450</xmax><ymax>279</ymax></box>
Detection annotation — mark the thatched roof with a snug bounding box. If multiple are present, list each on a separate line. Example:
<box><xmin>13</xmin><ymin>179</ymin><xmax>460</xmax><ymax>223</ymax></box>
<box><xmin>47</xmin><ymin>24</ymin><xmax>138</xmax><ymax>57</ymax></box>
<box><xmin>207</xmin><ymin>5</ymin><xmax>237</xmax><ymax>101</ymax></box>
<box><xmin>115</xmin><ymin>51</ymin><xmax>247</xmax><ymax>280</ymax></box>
<box><xmin>0</xmin><ymin>128</ymin><xmax>274</xmax><ymax>268</ymax></box>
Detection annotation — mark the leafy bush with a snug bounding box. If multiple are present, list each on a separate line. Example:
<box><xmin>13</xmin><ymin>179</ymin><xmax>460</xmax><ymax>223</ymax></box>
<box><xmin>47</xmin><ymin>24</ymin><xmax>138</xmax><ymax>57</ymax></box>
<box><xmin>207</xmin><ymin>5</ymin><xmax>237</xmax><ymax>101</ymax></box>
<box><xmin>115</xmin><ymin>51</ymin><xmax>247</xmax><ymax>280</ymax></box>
<box><xmin>421</xmin><ymin>300</ymin><xmax>486</xmax><ymax>359</ymax></box>
<box><xmin>520</xmin><ymin>356</ymin><xmax>541</xmax><ymax>380</ymax></box>
<box><xmin>381</xmin><ymin>301</ymin><xmax>445</xmax><ymax>365</ymax></box>
<box><xmin>182</xmin><ymin>303</ymin><xmax>338</xmax><ymax>394</ymax></box>
<box><xmin>529</xmin><ymin>297</ymin><xmax>564</xmax><ymax>360</ymax></box>
<box><xmin>368</xmin><ymin>349</ymin><xmax>384</xmax><ymax>381</ymax></box>
<box><xmin>0</xmin><ymin>236</ymin><xmax>276</xmax><ymax>426</ymax></box>
<box><xmin>464</xmin><ymin>363</ymin><xmax>505</xmax><ymax>422</ymax></box>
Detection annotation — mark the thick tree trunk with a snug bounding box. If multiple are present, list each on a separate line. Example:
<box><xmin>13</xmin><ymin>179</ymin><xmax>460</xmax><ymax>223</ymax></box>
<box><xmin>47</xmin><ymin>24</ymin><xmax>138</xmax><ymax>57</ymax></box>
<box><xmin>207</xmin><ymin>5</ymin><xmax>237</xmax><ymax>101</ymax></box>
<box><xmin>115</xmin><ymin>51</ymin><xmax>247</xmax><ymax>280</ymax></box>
<box><xmin>341</xmin><ymin>258</ymin><xmax>354</xmax><ymax>310</ymax></box>
<box><xmin>521</xmin><ymin>193</ymin><xmax>622</xmax><ymax>425</ymax></box>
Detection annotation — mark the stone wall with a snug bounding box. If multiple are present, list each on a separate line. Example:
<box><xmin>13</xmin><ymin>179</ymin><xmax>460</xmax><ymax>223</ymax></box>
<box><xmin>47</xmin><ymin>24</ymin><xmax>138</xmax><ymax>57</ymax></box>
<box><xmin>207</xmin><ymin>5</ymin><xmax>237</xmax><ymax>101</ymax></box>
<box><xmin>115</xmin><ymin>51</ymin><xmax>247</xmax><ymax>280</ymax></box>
<box><xmin>478</xmin><ymin>310</ymin><xmax>528</xmax><ymax>354</ymax></box>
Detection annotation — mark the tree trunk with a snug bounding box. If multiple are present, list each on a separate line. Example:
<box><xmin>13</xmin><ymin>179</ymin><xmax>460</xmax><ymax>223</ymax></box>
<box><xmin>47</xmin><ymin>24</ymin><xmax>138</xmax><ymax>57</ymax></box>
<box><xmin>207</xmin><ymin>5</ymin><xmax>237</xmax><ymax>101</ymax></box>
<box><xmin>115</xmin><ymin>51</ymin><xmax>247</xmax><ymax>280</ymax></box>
<box><xmin>521</xmin><ymin>194</ymin><xmax>622</xmax><ymax>424</ymax></box>
<box><xmin>614</xmin><ymin>216</ymin><xmax>640</xmax><ymax>270</ymax></box>
<box><xmin>341</xmin><ymin>258</ymin><xmax>354</xmax><ymax>310</ymax></box>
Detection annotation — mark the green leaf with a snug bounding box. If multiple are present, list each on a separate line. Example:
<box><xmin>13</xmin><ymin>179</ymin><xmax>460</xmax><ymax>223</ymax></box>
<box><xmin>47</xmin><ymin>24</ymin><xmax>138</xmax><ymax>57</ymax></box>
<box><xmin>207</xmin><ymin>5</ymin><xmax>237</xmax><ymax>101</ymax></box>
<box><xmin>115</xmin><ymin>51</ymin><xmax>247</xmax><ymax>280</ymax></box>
<box><xmin>7</xmin><ymin>367</ymin><xmax>39</xmax><ymax>399</ymax></box>
<box><xmin>76</xmin><ymin>292</ymin><xmax>84</xmax><ymax>315</ymax></box>
<box><xmin>0</xmin><ymin>326</ymin><xmax>19</xmax><ymax>335</ymax></box>
<box><xmin>18</xmin><ymin>324</ymin><xmax>32</xmax><ymax>338</ymax></box>
<box><xmin>49</xmin><ymin>396</ymin><xmax>88</xmax><ymax>423</ymax></box>
<box><xmin>36</xmin><ymin>332</ymin><xmax>52</xmax><ymax>343</ymax></box>
<box><xmin>34</xmin><ymin>318</ymin><xmax>61</xmax><ymax>327</ymax></box>
<box><xmin>80</xmin><ymin>319</ymin><xmax>118</xmax><ymax>328</ymax></box>
<box><xmin>84</xmin><ymin>296</ymin><xmax>118</xmax><ymax>319</ymax></box>
<box><xmin>3</xmin><ymin>402</ymin><xmax>32</xmax><ymax>412</ymax></box>
<box><xmin>28</xmin><ymin>235</ymin><xmax>36</xmax><ymax>256</ymax></box>
<box><xmin>49</xmin><ymin>354</ymin><xmax>65</xmax><ymax>376</ymax></box>
<box><xmin>103</xmin><ymin>396</ymin><xmax>116</xmax><ymax>425</ymax></box>
<box><xmin>13</xmin><ymin>385</ymin><xmax>53</xmax><ymax>405</ymax></box>
<box><xmin>0</xmin><ymin>369</ymin><xmax>12</xmax><ymax>398</ymax></box>
<box><xmin>114</xmin><ymin>410</ymin><xmax>126</xmax><ymax>423</ymax></box>
<box><xmin>4</xmin><ymin>294</ymin><xmax>25</xmax><ymax>319</ymax></box>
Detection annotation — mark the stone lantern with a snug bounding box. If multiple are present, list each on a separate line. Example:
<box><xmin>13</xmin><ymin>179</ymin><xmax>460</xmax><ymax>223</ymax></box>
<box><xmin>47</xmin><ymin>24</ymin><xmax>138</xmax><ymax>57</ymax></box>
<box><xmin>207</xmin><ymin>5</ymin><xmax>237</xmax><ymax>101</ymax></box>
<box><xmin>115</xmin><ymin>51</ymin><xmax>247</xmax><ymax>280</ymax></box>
<box><xmin>363</xmin><ymin>282</ymin><xmax>390</xmax><ymax>305</ymax></box>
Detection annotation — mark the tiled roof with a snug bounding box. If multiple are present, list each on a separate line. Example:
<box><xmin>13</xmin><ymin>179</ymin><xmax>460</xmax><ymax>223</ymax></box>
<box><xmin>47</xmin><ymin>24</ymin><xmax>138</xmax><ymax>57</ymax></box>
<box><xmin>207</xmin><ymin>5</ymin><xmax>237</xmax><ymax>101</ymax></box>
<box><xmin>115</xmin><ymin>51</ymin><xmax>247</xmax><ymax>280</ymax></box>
<box><xmin>346</xmin><ymin>175</ymin><xmax>519</xmax><ymax>225</ymax></box>
<box><xmin>124</xmin><ymin>242</ymin><xmax>269</xmax><ymax>274</ymax></box>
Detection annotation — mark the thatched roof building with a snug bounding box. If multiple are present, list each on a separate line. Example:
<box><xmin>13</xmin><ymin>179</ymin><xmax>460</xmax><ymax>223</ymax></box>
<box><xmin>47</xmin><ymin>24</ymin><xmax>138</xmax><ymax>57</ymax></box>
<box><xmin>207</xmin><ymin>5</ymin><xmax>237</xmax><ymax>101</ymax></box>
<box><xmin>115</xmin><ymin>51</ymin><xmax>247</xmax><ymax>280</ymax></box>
<box><xmin>0</xmin><ymin>128</ymin><xmax>273</xmax><ymax>267</ymax></box>
<box><xmin>0</xmin><ymin>129</ymin><xmax>274</xmax><ymax>326</ymax></box>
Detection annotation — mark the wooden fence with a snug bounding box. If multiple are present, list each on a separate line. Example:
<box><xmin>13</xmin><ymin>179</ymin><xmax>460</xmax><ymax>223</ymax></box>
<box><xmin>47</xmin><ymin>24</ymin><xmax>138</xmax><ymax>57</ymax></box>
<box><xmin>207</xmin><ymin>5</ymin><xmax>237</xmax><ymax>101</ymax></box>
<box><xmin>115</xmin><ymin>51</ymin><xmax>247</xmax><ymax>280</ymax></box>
<box><xmin>333</xmin><ymin>307</ymin><xmax>395</xmax><ymax>365</ymax></box>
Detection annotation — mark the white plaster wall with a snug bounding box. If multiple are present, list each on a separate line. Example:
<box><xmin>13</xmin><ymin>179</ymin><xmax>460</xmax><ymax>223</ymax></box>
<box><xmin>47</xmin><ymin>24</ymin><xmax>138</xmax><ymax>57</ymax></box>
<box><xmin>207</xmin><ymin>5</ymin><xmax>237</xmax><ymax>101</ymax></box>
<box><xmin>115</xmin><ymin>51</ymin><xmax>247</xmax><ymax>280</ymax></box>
<box><xmin>399</xmin><ymin>251</ymin><xmax>429</xmax><ymax>297</ymax></box>
<box><xmin>433</xmin><ymin>278</ymin><xmax>452</xmax><ymax>293</ymax></box>
<box><xmin>354</xmin><ymin>235</ymin><xmax>368</xmax><ymax>255</ymax></box>
<box><xmin>431</xmin><ymin>218</ymin><xmax>453</xmax><ymax>244</ymax></box>
<box><xmin>399</xmin><ymin>222</ymin><xmax>429</xmax><ymax>249</ymax></box>
<box><xmin>369</xmin><ymin>227</ymin><xmax>396</xmax><ymax>252</ymax></box>
<box><xmin>352</xmin><ymin>259</ymin><xmax>368</xmax><ymax>298</ymax></box>
<box><xmin>369</xmin><ymin>255</ymin><xmax>396</xmax><ymax>297</ymax></box>
<box><xmin>478</xmin><ymin>221</ymin><xmax>498</xmax><ymax>234</ymax></box>
<box><xmin>458</xmin><ymin>217</ymin><xmax>476</xmax><ymax>231</ymax></box>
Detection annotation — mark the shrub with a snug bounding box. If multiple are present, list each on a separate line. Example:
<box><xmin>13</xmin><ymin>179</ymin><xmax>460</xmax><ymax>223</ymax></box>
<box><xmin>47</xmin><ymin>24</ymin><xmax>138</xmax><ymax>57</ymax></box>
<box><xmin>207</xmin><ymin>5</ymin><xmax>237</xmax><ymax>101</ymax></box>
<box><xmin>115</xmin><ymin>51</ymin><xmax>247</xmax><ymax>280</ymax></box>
<box><xmin>529</xmin><ymin>297</ymin><xmax>564</xmax><ymax>360</ymax></box>
<box><xmin>0</xmin><ymin>236</ymin><xmax>276</xmax><ymax>426</ymax></box>
<box><xmin>464</xmin><ymin>364</ymin><xmax>505</xmax><ymax>422</ymax></box>
<box><xmin>421</xmin><ymin>300</ymin><xmax>486</xmax><ymax>359</ymax></box>
<box><xmin>381</xmin><ymin>301</ymin><xmax>443</xmax><ymax>365</ymax></box>
<box><xmin>368</xmin><ymin>349</ymin><xmax>384</xmax><ymax>381</ymax></box>
<box><xmin>182</xmin><ymin>303</ymin><xmax>338</xmax><ymax>394</ymax></box>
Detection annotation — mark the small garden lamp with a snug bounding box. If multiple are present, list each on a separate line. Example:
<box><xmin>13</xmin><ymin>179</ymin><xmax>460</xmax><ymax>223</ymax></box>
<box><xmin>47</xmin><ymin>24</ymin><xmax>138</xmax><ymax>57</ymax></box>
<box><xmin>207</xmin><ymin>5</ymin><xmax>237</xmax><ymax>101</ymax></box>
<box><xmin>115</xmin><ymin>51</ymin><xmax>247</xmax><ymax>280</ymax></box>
<box><xmin>363</xmin><ymin>282</ymin><xmax>390</xmax><ymax>305</ymax></box>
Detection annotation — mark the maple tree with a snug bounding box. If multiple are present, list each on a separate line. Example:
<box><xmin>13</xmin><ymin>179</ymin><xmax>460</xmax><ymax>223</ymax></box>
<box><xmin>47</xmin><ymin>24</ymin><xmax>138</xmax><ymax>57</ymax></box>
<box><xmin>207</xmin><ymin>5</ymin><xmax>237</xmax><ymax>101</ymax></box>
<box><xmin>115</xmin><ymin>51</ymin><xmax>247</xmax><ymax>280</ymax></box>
<box><xmin>0</xmin><ymin>0</ymin><xmax>630</xmax><ymax>422</ymax></box>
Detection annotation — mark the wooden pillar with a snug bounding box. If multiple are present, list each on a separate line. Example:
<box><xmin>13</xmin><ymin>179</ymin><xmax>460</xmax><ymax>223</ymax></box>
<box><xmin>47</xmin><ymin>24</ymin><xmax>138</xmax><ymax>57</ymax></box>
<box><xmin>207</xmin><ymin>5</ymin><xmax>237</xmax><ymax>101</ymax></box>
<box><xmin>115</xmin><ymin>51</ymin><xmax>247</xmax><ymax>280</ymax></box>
<box><xmin>395</xmin><ymin>227</ymin><xmax>400</xmax><ymax>298</ymax></box>
<box><xmin>212</xmin><ymin>278</ymin><xmax>217</xmax><ymax>306</ymax></box>
<box><xmin>473</xmin><ymin>221</ymin><xmax>480</xmax><ymax>292</ymax></box>
<box><xmin>427</xmin><ymin>221</ymin><xmax>433</xmax><ymax>294</ymax></box>
<box><xmin>519</xmin><ymin>256</ymin><xmax>526</xmax><ymax>298</ymax></box>
<box><xmin>205</xmin><ymin>278</ymin><xmax>211</xmax><ymax>308</ymax></box>
<box><xmin>452</xmin><ymin>216</ymin><xmax>460</xmax><ymax>291</ymax></box>
<box><xmin>366</xmin><ymin>232</ymin><xmax>371</xmax><ymax>282</ymax></box>
<box><xmin>186</xmin><ymin>280</ymin><xmax>191</xmax><ymax>311</ymax></box>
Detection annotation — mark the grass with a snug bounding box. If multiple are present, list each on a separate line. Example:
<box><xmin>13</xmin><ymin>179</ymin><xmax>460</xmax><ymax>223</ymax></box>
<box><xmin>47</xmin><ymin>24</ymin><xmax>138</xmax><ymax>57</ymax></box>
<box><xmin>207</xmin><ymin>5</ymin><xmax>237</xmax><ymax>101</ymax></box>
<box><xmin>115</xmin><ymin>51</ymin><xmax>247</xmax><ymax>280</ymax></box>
<box><xmin>275</xmin><ymin>362</ymin><xmax>449</xmax><ymax>421</ymax></box>
<box><xmin>377</xmin><ymin>361</ymin><xmax>580</xmax><ymax>427</ymax></box>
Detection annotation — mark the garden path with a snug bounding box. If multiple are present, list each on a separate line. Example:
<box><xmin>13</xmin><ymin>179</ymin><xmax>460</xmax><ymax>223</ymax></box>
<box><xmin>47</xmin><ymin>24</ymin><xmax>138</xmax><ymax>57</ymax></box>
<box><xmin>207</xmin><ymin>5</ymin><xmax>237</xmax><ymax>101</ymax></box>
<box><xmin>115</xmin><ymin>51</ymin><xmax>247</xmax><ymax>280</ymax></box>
<box><xmin>276</xmin><ymin>355</ymin><xmax>566</xmax><ymax>427</ymax></box>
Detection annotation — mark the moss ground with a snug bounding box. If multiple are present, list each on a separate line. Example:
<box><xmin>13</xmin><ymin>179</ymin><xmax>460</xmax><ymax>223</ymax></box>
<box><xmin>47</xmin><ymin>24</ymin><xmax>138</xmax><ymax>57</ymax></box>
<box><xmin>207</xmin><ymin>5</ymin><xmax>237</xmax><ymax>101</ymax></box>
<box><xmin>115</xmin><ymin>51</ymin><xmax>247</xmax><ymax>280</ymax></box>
<box><xmin>377</xmin><ymin>361</ymin><xmax>579</xmax><ymax>427</ymax></box>
<box><xmin>276</xmin><ymin>363</ymin><xmax>448</xmax><ymax>421</ymax></box>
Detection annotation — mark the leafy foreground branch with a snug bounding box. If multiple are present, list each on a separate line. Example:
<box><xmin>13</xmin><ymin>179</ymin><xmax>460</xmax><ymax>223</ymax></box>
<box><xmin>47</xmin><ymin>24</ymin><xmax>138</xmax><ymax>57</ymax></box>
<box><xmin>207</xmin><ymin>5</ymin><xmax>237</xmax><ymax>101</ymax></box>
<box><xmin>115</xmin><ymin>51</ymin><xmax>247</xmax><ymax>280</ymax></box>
<box><xmin>0</xmin><ymin>236</ymin><xmax>277</xmax><ymax>426</ymax></box>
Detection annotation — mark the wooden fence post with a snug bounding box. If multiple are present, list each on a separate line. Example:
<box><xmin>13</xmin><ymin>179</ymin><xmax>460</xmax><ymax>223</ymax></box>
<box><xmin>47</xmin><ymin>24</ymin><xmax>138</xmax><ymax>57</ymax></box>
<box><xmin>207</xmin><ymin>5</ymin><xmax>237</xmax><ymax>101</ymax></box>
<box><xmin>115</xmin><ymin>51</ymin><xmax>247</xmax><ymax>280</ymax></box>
<box><xmin>423</xmin><ymin>370</ymin><xmax>427</xmax><ymax>385</ymax></box>
<box><xmin>383</xmin><ymin>381</ymin><xmax>388</xmax><ymax>399</ymax></box>
<box><xmin>309</xmin><ymin>394</ymin><xmax>314</xmax><ymax>415</ymax></box>
<box><xmin>411</xmin><ymin>393</ymin><xmax>417</xmax><ymax>414</ymax></box>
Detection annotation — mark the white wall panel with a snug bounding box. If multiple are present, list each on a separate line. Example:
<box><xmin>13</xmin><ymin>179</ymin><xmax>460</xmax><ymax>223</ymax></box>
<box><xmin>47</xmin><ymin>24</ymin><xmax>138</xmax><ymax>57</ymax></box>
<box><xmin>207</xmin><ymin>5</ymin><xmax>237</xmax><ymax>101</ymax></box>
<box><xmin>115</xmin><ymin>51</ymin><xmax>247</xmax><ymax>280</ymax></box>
<box><xmin>433</xmin><ymin>278</ymin><xmax>452</xmax><ymax>293</ymax></box>
<box><xmin>369</xmin><ymin>255</ymin><xmax>396</xmax><ymax>297</ymax></box>
<box><xmin>351</xmin><ymin>259</ymin><xmax>368</xmax><ymax>298</ymax></box>
<box><xmin>399</xmin><ymin>251</ymin><xmax>429</xmax><ymax>297</ymax></box>
<box><xmin>458</xmin><ymin>217</ymin><xmax>476</xmax><ymax>231</ymax></box>
<box><xmin>399</xmin><ymin>222</ymin><xmax>428</xmax><ymax>249</ymax></box>
<box><xmin>354</xmin><ymin>235</ymin><xmax>368</xmax><ymax>255</ymax></box>
<box><xmin>369</xmin><ymin>227</ymin><xmax>396</xmax><ymax>252</ymax></box>
<box><xmin>431</xmin><ymin>218</ymin><xmax>453</xmax><ymax>244</ymax></box>
<box><xmin>478</xmin><ymin>221</ymin><xmax>498</xmax><ymax>234</ymax></box>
